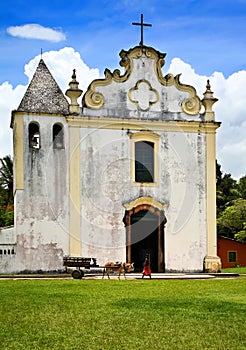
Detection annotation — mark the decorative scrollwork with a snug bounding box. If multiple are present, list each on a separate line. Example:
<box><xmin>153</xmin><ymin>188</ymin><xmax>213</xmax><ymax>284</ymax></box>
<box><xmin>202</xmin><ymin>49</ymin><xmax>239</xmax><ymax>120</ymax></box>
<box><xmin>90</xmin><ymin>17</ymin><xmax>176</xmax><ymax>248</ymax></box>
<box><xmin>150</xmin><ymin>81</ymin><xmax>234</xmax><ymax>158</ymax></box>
<box><xmin>112</xmin><ymin>68</ymin><xmax>131</xmax><ymax>83</ymax></box>
<box><xmin>182</xmin><ymin>97</ymin><xmax>201</xmax><ymax>115</ymax></box>
<box><xmin>163</xmin><ymin>73</ymin><xmax>175</xmax><ymax>86</ymax></box>
<box><xmin>82</xmin><ymin>45</ymin><xmax>201</xmax><ymax>115</ymax></box>
<box><xmin>174</xmin><ymin>74</ymin><xmax>201</xmax><ymax>115</ymax></box>
<box><xmin>84</xmin><ymin>91</ymin><xmax>104</xmax><ymax>109</ymax></box>
<box><xmin>91</xmin><ymin>92</ymin><xmax>104</xmax><ymax>107</ymax></box>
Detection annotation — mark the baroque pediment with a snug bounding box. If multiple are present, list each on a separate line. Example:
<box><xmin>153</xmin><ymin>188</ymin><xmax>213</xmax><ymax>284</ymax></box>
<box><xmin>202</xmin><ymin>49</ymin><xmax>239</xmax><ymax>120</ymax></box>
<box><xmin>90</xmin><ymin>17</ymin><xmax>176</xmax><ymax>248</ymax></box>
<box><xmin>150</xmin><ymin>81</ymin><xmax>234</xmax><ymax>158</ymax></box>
<box><xmin>82</xmin><ymin>45</ymin><xmax>201</xmax><ymax>117</ymax></box>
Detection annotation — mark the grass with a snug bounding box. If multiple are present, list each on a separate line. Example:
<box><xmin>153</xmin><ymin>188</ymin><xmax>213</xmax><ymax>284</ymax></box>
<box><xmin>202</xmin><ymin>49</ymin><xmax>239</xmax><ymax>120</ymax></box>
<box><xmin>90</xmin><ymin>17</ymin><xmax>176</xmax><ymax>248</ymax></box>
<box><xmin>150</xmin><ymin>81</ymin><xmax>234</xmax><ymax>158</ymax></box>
<box><xmin>221</xmin><ymin>266</ymin><xmax>246</xmax><ymax>274</ymax></box>
<box><xmin>0</xmin><ymin>278</ymin><xmax>245</xmax><ymax>350</ymax></box>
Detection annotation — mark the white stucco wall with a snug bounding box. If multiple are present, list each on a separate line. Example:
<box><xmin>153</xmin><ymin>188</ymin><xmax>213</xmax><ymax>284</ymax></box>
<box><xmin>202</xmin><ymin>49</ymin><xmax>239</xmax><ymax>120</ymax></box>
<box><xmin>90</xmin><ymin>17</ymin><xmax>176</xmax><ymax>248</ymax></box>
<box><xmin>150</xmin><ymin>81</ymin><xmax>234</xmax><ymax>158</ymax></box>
<box><xmin>5</xmin><ymin>45</ymin><xmax>212</xmax><ymax>273</ymax></box>
<box><xmin>79</xmin><ymin>126</ymin><xmax>207</xmax><ymax>271</ymax></box>
<box><xmin>13</xmin><ymin>115</ymin><xmax>69</xmax><ymax>272</ymax></box>
<box><xmin>0</xmin><ymin>226</ymin><xmax>16</xmax><ymax>273</ymax></box>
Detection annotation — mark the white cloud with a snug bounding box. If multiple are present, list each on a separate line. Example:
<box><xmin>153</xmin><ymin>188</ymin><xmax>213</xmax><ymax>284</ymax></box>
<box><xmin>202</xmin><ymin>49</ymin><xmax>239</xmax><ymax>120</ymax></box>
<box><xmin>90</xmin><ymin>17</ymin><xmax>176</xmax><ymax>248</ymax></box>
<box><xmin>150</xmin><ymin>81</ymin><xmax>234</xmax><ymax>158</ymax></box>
<box><xmin>7</xmin><ymin>24</ymin><xmax>66</xmax><ymax>42</ymax></box>
<box><xmin>0</xmin><ymin>47</ymin><xmax>100</xmax><ymax>159</ymax></box>
<box><xmin>168</xmin><ymin>58</ymin><xmax>246</xmax><ymax>179</ymax></box>
<box><xmin>0</xmin><ymin>82</ymin><xmax>26</xmax><ymax>157</ymax></box>
<box><xmin>24</xmin><ymin>47</ymin><xmax>100</xmax><ymax>92</ymax></box>
<box><xmin>0</xmin><ymin>47</ymin><xmax>245</xmax><ymax>179</ymax></box>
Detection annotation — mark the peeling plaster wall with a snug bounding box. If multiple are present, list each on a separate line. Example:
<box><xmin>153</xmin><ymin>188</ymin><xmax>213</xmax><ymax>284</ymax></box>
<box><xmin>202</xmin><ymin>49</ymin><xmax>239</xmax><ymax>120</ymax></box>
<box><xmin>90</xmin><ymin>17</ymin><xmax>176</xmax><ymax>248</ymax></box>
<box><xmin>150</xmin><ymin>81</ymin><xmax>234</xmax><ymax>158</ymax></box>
<box><xmin>5</xmin><ymin>47</ymin><xmax>211</xmax><ymax>273</ymax></box>
<box><xmin>9</xmin><ymin>117</ymin><xmax>207</xmax><ymax>272</ymax></box>
<box><xmin>163</xmin><ymin>132</ymin><xmax>207</xmax><ymax>271</ymax></box>
<box><xmin>13</xmin><ymin>115</ymin><xmax>69</xmax><ymax>272</ymax></box>
<box><xmin>79</xmin><ymin>127</ymin><xmax>207</xmax><ymax>271</ymax></box>
<box><xmin>0</xmin><ymin>226</ymin><xmax>16</xmax><ymax>273</ymax></box>
<box><xmin>83</xmin><ymin>54</ymin><xmax>202</xmax><ymax>122</ymax></box>
<box><xmin>79</xmin><ymin>50</ymin><xmax>207</xmax><ymax>271</ymax></box>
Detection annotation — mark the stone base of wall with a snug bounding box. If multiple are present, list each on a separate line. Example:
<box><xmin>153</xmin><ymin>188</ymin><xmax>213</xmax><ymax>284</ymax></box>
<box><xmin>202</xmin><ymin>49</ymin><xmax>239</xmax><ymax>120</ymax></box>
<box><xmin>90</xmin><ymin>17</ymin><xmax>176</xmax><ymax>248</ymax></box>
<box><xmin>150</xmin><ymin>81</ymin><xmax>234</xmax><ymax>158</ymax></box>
<box><xmin>204</xmin><ymin>255</ymin><xmax>222</xmax><ymax>273</ymax></box>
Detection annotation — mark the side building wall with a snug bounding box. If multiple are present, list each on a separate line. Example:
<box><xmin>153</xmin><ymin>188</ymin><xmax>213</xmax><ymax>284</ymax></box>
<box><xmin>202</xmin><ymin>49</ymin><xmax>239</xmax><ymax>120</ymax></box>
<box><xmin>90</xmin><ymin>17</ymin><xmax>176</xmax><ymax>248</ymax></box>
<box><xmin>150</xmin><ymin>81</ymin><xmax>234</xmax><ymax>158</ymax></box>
<box><xmin>218</xmin><ymin>236</ymin><xmax>246</xmax><ymax>268</ymax></box>
<box><xmin>0</xmin><ymin>226</ymin><xmax>16</xmax><ymax>273</ymax></box>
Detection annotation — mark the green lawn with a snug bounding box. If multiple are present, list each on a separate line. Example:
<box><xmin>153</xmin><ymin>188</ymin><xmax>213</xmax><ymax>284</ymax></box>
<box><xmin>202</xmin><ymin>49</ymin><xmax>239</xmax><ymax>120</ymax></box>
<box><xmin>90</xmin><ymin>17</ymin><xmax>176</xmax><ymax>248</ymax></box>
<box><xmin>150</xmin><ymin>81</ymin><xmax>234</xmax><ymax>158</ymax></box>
<box><xmin>221</xmin><ymin>266</ymin><xmax>246</xmax><ymax>274</ymax></box>
<box><xmin>0</xmin><ymin>278</ymin><xmax>245</xmax><ymax>350</ymax></box>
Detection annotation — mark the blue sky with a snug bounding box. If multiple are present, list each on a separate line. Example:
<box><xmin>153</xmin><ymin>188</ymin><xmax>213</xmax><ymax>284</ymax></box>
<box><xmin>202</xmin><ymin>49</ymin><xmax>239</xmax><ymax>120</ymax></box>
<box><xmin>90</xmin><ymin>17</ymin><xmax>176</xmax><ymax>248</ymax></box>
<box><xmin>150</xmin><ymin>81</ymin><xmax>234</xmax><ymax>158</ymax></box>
<box><xmin>1</xmin><ymin>0</ymin><xmax>245</xmax><ymax>85</ymax></box>
<box><xmin>0</xmin><ymin>0</ymin><xmax>246</xmax><ymax>178</ymax></box>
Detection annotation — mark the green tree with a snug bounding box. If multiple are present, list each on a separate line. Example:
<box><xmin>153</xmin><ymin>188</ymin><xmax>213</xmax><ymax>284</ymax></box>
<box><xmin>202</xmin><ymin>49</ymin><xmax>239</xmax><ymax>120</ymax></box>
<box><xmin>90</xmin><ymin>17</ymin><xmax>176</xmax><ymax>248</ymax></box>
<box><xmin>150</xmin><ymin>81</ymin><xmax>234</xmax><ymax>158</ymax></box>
<box><xmin>237</xmin><ymin>175</ymin><xmax>246</xmax><ymax>199</ymax></box>
<box><xmin>217</xmin><ymin>199</ymin><xmax>246</xmax><ymax>241</ymax></box>
<box><xmin>0</xmin><ymin>155</ymin><xmax>14</xmax><ymax>227</ymax></box>
<box><xmin>216</xmin><ymin>161</ymin><xmax>241</xmax><ymax>214</ymax></box>
<box><xmin>0</xmin><ymin>155</ymin><xmax>13</xmax><ymax>205</ymax></box>
<box><xmin>216</xmin><ymin>161</ymin><xmax>223</xmax><ymax>186</ymax></box>
<box><xmin>234</xmin><ymin>222</ymin><xmax>246</xmax><ymax>243</ymax></box>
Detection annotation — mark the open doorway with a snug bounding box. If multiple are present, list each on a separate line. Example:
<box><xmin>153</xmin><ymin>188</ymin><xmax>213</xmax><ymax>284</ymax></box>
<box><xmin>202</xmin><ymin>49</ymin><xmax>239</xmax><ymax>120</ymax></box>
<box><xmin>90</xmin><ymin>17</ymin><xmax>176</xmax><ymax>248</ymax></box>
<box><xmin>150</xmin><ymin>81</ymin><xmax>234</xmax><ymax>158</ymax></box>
<box><xmin>131</xmin><ymin>210</ymin><xmax>158</xmax><ymax>272</ymax></box>
<box><xmin>124</xmin><ymin>204</ymin><xmax>166</xmax><ymax>272</ymax></box>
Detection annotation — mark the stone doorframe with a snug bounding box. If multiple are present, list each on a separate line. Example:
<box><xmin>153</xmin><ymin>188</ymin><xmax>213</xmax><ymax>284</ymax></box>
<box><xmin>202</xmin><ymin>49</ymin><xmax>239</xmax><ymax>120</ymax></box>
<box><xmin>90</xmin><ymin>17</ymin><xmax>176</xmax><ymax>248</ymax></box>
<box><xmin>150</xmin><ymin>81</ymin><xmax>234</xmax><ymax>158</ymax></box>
<box><xmin>123</xmin><ymin>197</ymin><xmax>167</xmax><ymax>272</ymax></box>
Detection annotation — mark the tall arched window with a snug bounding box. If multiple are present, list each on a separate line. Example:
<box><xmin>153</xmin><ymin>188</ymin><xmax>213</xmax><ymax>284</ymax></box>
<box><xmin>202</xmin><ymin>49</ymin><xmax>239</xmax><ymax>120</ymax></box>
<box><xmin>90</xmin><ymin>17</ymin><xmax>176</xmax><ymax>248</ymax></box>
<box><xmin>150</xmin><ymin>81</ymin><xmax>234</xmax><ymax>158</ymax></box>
<box><xmin>53</xmin><ymin>123</ymin><xmax>64</xmax><ymax>149</ymax></box>
<box><xmin>29</xmin><ymin>122</ymin><xmax>40</xmax><ymax>149</ymax></box>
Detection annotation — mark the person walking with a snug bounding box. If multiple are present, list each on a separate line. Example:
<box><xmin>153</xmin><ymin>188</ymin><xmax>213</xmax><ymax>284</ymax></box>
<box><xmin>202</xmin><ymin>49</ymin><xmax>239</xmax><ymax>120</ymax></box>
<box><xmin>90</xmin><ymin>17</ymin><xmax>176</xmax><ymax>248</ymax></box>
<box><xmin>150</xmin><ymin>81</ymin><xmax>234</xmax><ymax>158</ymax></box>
<box><xmin>142</xmin><ymin>256</ymin><xmax>151</xmax><ymax>278</ymax></box>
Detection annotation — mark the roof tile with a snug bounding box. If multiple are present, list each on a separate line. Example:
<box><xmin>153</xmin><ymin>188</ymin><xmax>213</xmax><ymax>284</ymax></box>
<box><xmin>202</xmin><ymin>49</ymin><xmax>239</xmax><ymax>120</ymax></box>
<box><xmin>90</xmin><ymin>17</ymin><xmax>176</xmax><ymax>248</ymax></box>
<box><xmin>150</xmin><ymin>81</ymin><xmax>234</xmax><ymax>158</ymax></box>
<box><xmin>17</xmin><ymin>59</ymin><xmax>69</xmax><ymax>115</ymax></box>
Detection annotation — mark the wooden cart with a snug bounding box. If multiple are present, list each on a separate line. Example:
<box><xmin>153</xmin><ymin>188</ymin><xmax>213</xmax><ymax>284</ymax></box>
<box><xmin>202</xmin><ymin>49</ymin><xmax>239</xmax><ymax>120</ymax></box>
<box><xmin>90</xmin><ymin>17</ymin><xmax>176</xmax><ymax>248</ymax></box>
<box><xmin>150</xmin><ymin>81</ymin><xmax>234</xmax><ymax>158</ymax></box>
<box><xmin>63</xmin><ymin>256</ymin><xmax>99</xmax><ymax>279</ymax></box>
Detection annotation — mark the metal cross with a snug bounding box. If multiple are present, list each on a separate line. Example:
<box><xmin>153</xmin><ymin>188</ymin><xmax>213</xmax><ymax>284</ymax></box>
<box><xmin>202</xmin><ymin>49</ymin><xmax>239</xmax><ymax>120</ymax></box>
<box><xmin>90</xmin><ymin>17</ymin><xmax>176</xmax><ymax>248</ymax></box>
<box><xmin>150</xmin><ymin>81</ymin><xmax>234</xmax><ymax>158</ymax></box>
<box><xmin>132</xmin><ymin>14</ymin><xmax>152</xmax><ymax>46</ymax></box>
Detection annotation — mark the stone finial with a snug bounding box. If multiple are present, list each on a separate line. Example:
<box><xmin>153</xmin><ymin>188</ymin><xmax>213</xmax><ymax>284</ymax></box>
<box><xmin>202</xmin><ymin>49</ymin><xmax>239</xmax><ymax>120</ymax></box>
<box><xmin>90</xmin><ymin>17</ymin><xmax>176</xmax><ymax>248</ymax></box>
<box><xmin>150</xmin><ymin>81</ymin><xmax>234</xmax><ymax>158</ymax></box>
<box><xmin>65</xmin><ymin>69</ymin><xmax>83</xmax><ymax>115</ymax></box>
<box><xmin>201</xmin><ymin>80</ymin><xmax>218</xmax><ymax>121</ymax></box>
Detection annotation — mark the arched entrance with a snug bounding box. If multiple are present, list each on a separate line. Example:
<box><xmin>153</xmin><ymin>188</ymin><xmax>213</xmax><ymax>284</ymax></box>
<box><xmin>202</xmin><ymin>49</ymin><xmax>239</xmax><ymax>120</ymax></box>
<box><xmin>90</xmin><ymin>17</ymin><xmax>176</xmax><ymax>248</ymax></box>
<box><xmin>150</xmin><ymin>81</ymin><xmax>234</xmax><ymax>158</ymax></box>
<box><xmin>123</xmin><ymin>199</ymin><xmax>166</xmax><ymax>272</ymax></box>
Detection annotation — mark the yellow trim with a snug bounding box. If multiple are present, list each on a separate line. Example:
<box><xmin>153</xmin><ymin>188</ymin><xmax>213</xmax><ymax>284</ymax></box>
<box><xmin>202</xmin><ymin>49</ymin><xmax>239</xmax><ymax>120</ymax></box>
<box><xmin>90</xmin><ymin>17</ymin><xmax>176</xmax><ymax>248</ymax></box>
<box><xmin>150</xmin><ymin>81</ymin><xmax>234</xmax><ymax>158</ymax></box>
<box><xmin>206</xmin><ymin>131</ymin><xmax>217</xmax><ymax>257</ymax></box>
<box><xmin>13</xmin><ymin>115</ymin><xmax>24</xmax><ymax>191</ymax></box>
<box><xmin>129</xmin><ymin>131</ymin><xmax>160</xmax><ymax>186</ymax></box>
<box><xmin>11</xmin><ymin>111</ymin><xmax>66</xmax><ymax>120</ymax></box>
<box><xmin>128</xmin><ymin>79</ymin><xmax>159</xmax><ymax>111</ymax></box>
<box><xmin>69</xmin><ymin>127</ymin><xmax>81</xmax><ymax>256</ymax></box>
<box><xmin>67</xmin><ymin>115</ymin><xmax>220</xmax><ymax>133</ymax></box>
<box><xmin>82</xmin><ymin>45</ymin><xmax>201</xmax><ymax>115</ymax></box>
<box><xmin>123</xmin><ymin>196</ymin><xmax>166</xmax><ymax>211</ymax></box>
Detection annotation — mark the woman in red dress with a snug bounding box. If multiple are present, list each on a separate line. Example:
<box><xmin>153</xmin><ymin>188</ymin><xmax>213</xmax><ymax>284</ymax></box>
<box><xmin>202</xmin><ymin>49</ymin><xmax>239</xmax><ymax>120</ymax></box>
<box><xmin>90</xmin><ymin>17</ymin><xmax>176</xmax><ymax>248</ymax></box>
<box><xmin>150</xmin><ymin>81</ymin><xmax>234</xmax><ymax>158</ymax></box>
<box><xmin>142</xmin><ymin>257</ymin><xmax>151</xmax><ymax>278</ymax></box>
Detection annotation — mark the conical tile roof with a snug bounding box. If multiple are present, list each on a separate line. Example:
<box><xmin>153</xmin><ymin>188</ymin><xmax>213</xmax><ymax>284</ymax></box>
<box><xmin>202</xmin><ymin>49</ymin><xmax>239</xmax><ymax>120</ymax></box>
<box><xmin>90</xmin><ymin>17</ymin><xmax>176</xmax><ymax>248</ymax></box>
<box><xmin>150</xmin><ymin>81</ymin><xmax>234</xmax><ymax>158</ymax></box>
<box><xmin>17</xmin><ymin>59</ymin><xmax>69</xmax><ymax>115</ymax></box>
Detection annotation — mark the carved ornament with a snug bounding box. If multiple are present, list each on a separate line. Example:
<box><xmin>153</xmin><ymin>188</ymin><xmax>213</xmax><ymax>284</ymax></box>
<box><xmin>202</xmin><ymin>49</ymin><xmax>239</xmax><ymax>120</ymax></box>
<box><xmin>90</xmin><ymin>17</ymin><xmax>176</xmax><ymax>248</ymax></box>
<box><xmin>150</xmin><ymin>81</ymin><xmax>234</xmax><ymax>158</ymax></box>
<box><xmin>128</xmin><ymin>79</ymin><xmax>159</xmax><ymax>111</ymax></box>
<box><xmin>82</xmin><ymin>45</ymin><xmax>201</xmax><ymax>115</ymax></box>
<box><xmin>123</xmin><ymin>196</ymin><xmax>166</xmax><ymax>211</ymax></box>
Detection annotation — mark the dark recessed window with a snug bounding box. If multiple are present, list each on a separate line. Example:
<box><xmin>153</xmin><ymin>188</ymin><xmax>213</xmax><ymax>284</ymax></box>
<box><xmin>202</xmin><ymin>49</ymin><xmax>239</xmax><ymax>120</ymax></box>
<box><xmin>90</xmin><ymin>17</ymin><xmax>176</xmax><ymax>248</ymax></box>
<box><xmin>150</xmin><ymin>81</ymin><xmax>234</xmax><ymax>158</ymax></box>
<box><xmin>228</xmin><ymin>251</ymin><xmax>237</xmax><ymax>263</ymax></box>
<box><xmin>135</xmin><ymin>141</ymin><xmax>154</xmax><ymax>183</ymax></box>
<box><xmin>29</xmin><ymin>122</ymin><xmax>40</xmax><ymax>149</ymax></box>
<box><xmin>53</xmin><ymin>124</ymin><xmax>64</xmax><ymax>149</ymax></box>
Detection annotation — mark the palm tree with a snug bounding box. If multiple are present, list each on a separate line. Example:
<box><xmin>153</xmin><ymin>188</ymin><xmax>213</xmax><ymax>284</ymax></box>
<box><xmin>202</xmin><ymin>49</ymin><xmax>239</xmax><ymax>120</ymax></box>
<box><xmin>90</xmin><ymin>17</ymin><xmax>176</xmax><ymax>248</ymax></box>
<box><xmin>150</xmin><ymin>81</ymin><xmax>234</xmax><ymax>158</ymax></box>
<box><xmin>0</xmin><ymin>155</ymin><xmax>13</xmax><ymax>205</ymax></box>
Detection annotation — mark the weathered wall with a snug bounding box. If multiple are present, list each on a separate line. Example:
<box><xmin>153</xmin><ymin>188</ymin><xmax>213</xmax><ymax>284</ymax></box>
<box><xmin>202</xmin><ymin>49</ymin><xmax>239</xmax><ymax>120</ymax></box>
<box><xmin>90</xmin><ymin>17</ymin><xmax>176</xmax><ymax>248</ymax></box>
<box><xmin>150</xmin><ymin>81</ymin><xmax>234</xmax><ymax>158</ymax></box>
<box><xmin>4</xmin><ymin>45</ymin><xmax>215</xmax><ymax>273</ymax></box>
<box><xmin>79</xmin><ymin>126</ymin><xmax>207</xmax><ymax>271</ymax></box>
<box><xmin>83</xmin><ymin>53</ymin><xmax>202</xmax><ymax>122</ymax></box>
<box><xmin>13</xmin><ymin>115</ymin><xmax>69</xmax><ymax>272</ymax></box>
<box><xmin>0</xmin><ymin>226</ymin><xmax>16</xmax><ymax>273</ymax></box>
<box><xmin>79</xmin><ymin>47</ymin><xmax>208</xmax><ymax>271</ymax></box>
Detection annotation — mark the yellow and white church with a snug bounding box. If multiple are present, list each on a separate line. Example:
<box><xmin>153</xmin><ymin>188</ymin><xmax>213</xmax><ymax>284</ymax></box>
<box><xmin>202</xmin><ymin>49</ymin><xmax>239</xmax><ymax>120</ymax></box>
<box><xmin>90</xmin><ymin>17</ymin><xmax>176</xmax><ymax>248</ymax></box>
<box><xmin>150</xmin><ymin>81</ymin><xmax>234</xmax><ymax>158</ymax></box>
<box><xmin>1</xmin><ymin>35</ymin><xmax>222</xmax><ymax>273</ymax></box>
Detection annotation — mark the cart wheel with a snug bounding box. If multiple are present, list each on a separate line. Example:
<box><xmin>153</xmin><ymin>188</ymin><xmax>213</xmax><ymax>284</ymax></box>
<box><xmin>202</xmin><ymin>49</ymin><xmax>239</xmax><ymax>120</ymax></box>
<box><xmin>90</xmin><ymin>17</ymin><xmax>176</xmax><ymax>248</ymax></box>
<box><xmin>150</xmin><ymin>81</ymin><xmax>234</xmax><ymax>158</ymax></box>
<box><xmin>72</xmin><ymin>269</ymin><xmax>83</xmax><ymax>279</ymax></box>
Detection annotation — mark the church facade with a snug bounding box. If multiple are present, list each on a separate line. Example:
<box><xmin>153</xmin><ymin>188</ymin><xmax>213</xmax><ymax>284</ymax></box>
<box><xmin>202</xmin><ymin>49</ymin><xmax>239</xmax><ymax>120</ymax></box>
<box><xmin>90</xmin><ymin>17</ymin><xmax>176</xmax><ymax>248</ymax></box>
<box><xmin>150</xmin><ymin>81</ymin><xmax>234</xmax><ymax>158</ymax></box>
<box><xmin>1</xmin><ymin>44</ymin><xmax>222</xmax><ymax>273</ymax></box>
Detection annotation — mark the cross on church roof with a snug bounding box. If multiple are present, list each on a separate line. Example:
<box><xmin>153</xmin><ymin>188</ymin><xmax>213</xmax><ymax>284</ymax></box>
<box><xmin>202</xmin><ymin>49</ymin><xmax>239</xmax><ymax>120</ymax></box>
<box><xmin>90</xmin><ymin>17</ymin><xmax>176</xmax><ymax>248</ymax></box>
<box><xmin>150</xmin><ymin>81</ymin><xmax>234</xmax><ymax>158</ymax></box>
<box><xmin>132</xmin><ymin>14</ymin><xmax>152</xmax><ymax>46</ymax></box>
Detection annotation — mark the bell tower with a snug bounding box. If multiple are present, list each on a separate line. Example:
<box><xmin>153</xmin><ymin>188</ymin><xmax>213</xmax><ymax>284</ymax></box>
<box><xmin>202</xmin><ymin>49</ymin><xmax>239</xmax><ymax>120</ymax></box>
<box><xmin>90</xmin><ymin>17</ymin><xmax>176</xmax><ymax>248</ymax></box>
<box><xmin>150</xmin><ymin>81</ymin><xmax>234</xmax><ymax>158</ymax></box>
<box><xmin>11</xmin><ymin>59</ymin><xmax>70</xmax><ymax>272</ymax></box>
